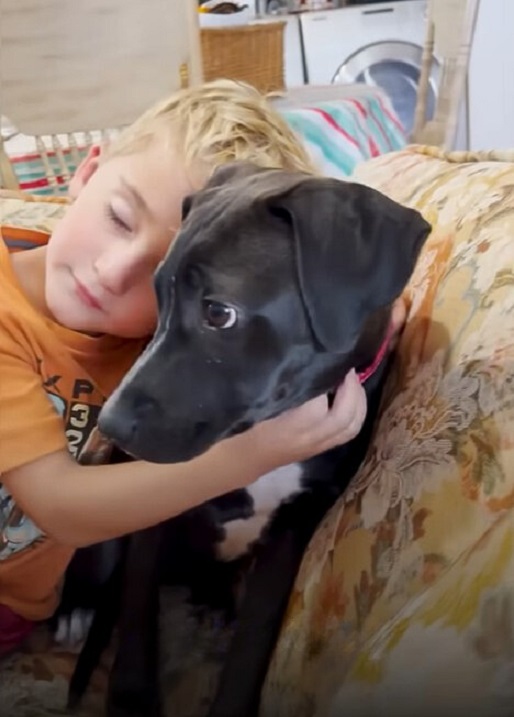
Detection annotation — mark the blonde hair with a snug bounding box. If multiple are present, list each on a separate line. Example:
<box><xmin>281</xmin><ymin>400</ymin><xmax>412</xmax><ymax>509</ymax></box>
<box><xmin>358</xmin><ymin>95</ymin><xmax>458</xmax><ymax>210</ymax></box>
<box><xmin>105</xmin><ymin>79</ymin><xmax>315</xmax><ymax>180</ymax></box>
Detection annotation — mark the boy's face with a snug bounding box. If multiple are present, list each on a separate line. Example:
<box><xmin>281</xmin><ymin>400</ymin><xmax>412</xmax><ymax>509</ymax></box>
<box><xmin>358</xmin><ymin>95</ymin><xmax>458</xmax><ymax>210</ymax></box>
<box><xmin>45</xmin><ymin>141</ymin><xmax>195</xmax><ymax>338</ymax></box>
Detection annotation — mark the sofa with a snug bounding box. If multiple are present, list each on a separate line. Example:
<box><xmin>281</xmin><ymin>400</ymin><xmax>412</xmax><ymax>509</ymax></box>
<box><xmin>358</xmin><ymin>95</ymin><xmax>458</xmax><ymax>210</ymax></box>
<box><xmin>262</xmin><ymin>144</ymin><xmax>514</xmax><ymax>717</ymax></box>
<box><xmin>2</xmin><ymin>143</ymin><xmax>514</xmax><ymax>717</ymax></box>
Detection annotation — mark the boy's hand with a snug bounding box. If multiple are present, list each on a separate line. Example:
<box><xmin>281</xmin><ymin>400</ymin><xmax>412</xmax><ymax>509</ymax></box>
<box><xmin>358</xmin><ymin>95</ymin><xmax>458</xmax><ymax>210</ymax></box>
<box><xmin>389</xmin><ymin>296</ymin><xmax>408</xmax><ymax>350</ymax></box>
<box><xmin>228</xmin><ymin>368</ymin><xmax>367</xmax><ymax>480</ymax></box>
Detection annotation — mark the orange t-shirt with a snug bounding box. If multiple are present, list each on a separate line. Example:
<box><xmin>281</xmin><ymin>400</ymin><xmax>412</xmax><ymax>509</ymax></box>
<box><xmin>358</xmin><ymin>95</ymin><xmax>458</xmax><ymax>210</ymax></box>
<box><xmin>0</xmin><ymin>224</ymin><xmax>144</xmax><ymax>620</ymax></box>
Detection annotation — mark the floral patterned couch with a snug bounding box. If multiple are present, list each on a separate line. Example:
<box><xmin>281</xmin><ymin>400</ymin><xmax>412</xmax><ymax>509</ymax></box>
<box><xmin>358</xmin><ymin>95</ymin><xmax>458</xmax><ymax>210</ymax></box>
<box><xmin>262</xmin><ymin>145</ymin><xmax>514</xmax><ymax>717</ymax></box>
<box><xmin>2</xmin><ymin>144</ymin><xmax>514</xmax><ymax>717</ymax></box>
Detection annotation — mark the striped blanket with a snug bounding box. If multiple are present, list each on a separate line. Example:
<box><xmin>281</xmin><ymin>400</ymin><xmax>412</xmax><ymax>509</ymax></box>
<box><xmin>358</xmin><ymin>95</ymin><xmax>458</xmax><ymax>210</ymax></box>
<box><xmin>272</xmin><ymin>87</ymin><xmax>406</xmax><ymax>178</ymax></box>
<box><xmin>272</xmin><ymin>84</ymin><xmax>407</xmax><ymax>178</ymax></box>
<box><xmin>3</xmin><ymin>84</ymin><xmax>406</xmax><ymax>194</ymax></box>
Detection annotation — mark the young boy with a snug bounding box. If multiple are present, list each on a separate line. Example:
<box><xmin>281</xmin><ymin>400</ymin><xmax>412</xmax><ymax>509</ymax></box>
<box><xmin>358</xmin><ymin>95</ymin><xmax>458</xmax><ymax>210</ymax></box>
<box><xmin>0</xmin><ymin>80</ymin><xmax>369</xmax><ymax>656</ymax></box>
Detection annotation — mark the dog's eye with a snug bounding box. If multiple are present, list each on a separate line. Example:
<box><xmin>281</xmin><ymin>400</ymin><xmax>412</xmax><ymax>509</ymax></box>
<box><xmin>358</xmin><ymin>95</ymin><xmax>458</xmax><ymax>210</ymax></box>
<box><xmin>202</xmin><ymin>300</ymin><xmax>238</xmax><ymax>330</ymax></box>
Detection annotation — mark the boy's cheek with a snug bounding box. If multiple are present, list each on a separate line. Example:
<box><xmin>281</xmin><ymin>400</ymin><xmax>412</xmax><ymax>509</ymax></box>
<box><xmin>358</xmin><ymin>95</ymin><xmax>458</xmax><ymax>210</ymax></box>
<box><xmin>118</xmin><ymin>294</ymin><xmax>159</xmax><ymax>337</ymax></box>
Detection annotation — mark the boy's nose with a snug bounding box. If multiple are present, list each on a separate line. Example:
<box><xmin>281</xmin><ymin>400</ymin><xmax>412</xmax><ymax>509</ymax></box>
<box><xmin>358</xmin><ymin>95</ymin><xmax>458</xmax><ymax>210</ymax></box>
<box><xmin>94</xmin><ymin>248</ymin><xmax>147</xmax><ymax>296</ymax></box>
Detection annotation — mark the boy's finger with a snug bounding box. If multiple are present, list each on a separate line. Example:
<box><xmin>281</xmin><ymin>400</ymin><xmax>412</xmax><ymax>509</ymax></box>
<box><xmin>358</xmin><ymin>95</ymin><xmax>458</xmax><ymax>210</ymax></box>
<box><xmin>331</xmin><ymin>369</ymin><xmax>364</xmax><ymax>416</ymax></box>
<box><xmin>328</xmin><ymin>371</ymin><xmax>366</xmax><ymax>437</ymax></box>
<box><xmin>389</xmin><ymin>297</ymin><xmax>408</xmax><ymax>350</ymax></box>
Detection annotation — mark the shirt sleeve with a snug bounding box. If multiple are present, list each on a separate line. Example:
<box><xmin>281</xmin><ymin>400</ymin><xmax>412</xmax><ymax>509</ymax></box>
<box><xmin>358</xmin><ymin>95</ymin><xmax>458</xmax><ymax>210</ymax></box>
<box><xmin>0</xmin><ymin>346</ymin><xmax>68</xmax><ymax>475</ymax></box>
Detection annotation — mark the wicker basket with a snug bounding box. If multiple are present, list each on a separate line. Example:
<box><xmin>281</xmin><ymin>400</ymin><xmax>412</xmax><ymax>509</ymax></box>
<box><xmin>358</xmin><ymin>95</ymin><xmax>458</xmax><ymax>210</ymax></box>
<box><xmin>200</xmin><ymin>21</ymin><xmax>286</xmax><ymax>94</ymax></box>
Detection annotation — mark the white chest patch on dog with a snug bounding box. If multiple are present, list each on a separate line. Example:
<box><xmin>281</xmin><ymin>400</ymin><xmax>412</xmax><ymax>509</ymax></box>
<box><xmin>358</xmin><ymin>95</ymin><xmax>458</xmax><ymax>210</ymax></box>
<box><xmin>217</xmin><ymin>463</ymin><xmax>303</xmax><ymax>562</ymax></box>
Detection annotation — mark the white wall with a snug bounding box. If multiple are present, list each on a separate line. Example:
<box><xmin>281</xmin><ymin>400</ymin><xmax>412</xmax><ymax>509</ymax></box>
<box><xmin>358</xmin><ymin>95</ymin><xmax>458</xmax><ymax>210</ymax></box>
<box><xmin>469</xmin><ymin>0</ymin><xmax>514</xmax><ymax>150</ymax></box>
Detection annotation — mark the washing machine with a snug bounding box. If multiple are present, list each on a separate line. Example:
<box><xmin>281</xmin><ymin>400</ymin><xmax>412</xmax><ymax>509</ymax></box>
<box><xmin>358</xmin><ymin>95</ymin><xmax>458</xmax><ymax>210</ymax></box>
<box><xmin>299</xmin><ymin>0</ymin><xmax>439</xmax><ymax>138</ymax></box>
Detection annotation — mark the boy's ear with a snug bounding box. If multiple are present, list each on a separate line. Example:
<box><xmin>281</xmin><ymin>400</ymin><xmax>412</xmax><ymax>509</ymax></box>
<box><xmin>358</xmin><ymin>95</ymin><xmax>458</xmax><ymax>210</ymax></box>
<box><xmin>68</xmin><ymin>145</ymin><xmax>101</xmax><ymax>199</ymax></box>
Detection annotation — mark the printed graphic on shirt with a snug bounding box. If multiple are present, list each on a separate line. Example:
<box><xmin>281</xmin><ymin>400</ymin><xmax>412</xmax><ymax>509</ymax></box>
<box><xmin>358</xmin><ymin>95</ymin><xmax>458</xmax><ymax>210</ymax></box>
<box><xmin>40</xmin><ymin>364</ymin><xmax>103</xmax><ymax>459</ymax></box>
<box><xmin>0</xmin><ymin>492</ymin><xmax>42</xmax><ymax>558</ymax></box>
<box><xmin>0</xmin><ymin>360</ymin><xmax>106</xmax><ymax>560</ymax></box>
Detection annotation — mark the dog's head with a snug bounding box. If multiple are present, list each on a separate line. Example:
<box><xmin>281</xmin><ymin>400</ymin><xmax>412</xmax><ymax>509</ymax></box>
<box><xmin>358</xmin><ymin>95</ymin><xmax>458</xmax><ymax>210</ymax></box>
<box><xmin>99</xmin><ymin>163</ymin><xmax>430</xmax><ymax>463</ymax></box>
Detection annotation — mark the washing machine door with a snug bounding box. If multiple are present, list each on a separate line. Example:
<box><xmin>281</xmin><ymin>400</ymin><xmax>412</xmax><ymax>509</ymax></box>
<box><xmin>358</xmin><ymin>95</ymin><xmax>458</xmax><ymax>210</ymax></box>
<box><xmin>333</xmin><ymin>40</ymin><xmax>439</xmax><ymax>137</ymax></box>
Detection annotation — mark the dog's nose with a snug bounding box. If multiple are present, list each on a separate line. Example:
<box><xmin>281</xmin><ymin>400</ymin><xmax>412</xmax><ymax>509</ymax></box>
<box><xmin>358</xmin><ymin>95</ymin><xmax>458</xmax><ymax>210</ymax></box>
<box><xmin>98</xmin><ymin>391</ymin><xmax>162</xmax><ymax>452</ymax></box>
<box><xmin>97</xmin><ymin>404</ymin><xmax>137</xmax><ymax>447</ymax></box>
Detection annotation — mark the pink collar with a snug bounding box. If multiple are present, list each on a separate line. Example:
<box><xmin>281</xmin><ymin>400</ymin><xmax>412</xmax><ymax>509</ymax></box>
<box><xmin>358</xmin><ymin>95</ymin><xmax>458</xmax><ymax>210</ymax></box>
<box><xmin>357</xmin><ymin>323</ymin><xmax>394</xmax><ymax>384</ymax></box>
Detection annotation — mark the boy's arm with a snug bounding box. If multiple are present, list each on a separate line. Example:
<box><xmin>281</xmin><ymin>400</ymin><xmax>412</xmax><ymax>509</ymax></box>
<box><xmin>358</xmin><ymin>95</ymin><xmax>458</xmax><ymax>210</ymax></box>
<box><xmin>2</xmin><ymin>370</ymin><xmax>367</xmax><ymax>548</ymax></box>
<box><xmin>3</xmin><ymin>442</ymin><xmax>263</xmax><ymax>547</ymax></box>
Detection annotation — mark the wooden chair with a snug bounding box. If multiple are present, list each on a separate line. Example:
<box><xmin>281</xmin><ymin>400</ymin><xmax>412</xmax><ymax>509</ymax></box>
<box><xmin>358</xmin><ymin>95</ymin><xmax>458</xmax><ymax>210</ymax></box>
<box><xmin>412</xmin><ymin>0</ymin><xmax>480</xmax><ymax>149</ymax></box>
<box><xmin>0</xmin><ymin>0</ymin><xmax>203</xmax><ymax>191</ymax></box>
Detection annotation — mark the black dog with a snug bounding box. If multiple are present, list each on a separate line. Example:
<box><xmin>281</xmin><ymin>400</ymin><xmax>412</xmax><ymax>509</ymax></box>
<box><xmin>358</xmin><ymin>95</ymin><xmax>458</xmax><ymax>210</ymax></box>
<box><xmin>68</xmin><ymin>163</ymin><xmax>430</xmax><ymax>717</ymax></box>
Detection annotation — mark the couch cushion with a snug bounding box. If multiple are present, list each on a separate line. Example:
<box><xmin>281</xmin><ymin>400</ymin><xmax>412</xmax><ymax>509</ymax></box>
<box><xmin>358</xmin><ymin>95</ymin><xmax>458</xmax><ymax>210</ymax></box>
<box><xmin>0</xmin><ymin>189</ymin><xmax>69</xmax><ymax>235</ymax></box>
<box><xmin>262</xmin><ymin>145</ymin><xmax>514</xmax><ymax>717</ymax></box>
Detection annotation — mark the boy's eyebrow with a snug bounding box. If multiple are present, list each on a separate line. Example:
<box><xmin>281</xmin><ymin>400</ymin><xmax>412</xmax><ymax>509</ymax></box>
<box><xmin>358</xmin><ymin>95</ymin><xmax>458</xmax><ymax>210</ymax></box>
<box><xmin>120</xmin><ymin>178</ymin><xmax>154</xmax><ymax>219</ymax></box>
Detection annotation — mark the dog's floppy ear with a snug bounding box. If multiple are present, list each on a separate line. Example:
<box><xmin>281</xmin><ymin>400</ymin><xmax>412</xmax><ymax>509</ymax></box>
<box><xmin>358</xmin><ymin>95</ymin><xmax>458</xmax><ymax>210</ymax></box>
<box><xmin>269</xmin><ymin>178</ymin><xmax>431</xmax><ymax>352</ymax></box>
<box><xmin>207</xmin><ymin>161</ymin><xmax>268</xmax><ymax>190</ymax></box>
<box><xmin>182</xmin><ymin>163</ymin><xmax>267</xmax><ymax>221</ymax></box>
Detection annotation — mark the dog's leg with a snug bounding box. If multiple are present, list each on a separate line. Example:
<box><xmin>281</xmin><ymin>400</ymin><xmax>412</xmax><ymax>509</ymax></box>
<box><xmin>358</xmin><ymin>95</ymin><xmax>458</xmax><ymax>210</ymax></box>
<box><xmin>208</xmin><ymin>369</ymin><xmax>386</xmax><ymax>717</ymax></box>
<box><xmin>107</xmin><ymin>523</ymin><xmax>164</xmax><ymax>717</ymax></box>
<box><xmin>207</xmin><ymin>490</ymin><xmax>333</xmax><ymax>717</ymax></box>
<box><xmin>67</xmin><ymin>550</ymin><xmax>126</xmax><ymax>709</ymax></box>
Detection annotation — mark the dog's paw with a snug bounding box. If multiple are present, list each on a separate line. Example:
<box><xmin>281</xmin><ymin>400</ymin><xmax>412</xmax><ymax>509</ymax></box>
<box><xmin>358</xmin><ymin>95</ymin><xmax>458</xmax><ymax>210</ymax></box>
<box><xmin>107</xmin><ymin>659</ymin><xmax>161</xmax><ymax>717</ymax></box>
<box><xmin>54</xmin><ymin>609</ymin><xmax>94</xmax><ymax>650</ymax></box>
<box><xmin>208</xmin><ymin>704</ymin><xmax>258</xmax><ymax>717</ymax></box>
<box><xmin>107</xmin><ymin>705</ymin><xmax>159</xmax><ymax>717</ymax></box>
<box><xmin>107</xmin><ymin>683</ymin><xmax>161</xmax><ymax>717</ymax></box>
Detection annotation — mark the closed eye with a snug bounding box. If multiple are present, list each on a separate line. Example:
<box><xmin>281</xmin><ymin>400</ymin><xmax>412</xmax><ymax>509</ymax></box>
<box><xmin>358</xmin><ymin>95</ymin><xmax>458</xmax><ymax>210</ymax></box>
<box><xmin>107</xmin><ymin>204</ymin><xmax>131</xmax><ymax>232</ymax></box>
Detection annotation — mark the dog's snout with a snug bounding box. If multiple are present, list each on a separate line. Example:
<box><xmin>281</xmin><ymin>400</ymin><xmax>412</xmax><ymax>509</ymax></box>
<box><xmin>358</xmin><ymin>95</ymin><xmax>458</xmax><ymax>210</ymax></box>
<box><xmin>98</xmin><ymin>390</ymin><xmax>161</xmax><ymax>449</ymax></box>
<box><xmin>133</xmin><ymin>392</ymin><xmax>161</xmax><ymax>421</ymax></box>
<box><xmin>98</xmin><ymin>405</ymin><xmax>137</xmax><ymax>446</ymax></box>
<box><xmin>231</xmin><ymin>419</ymin><xmax>254</xmax><ymax>436</ymax></box>
<box><xmin>97</xmin><ymin>406</ymin><xmax>137</xmax><ymax>447</ymax></box>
